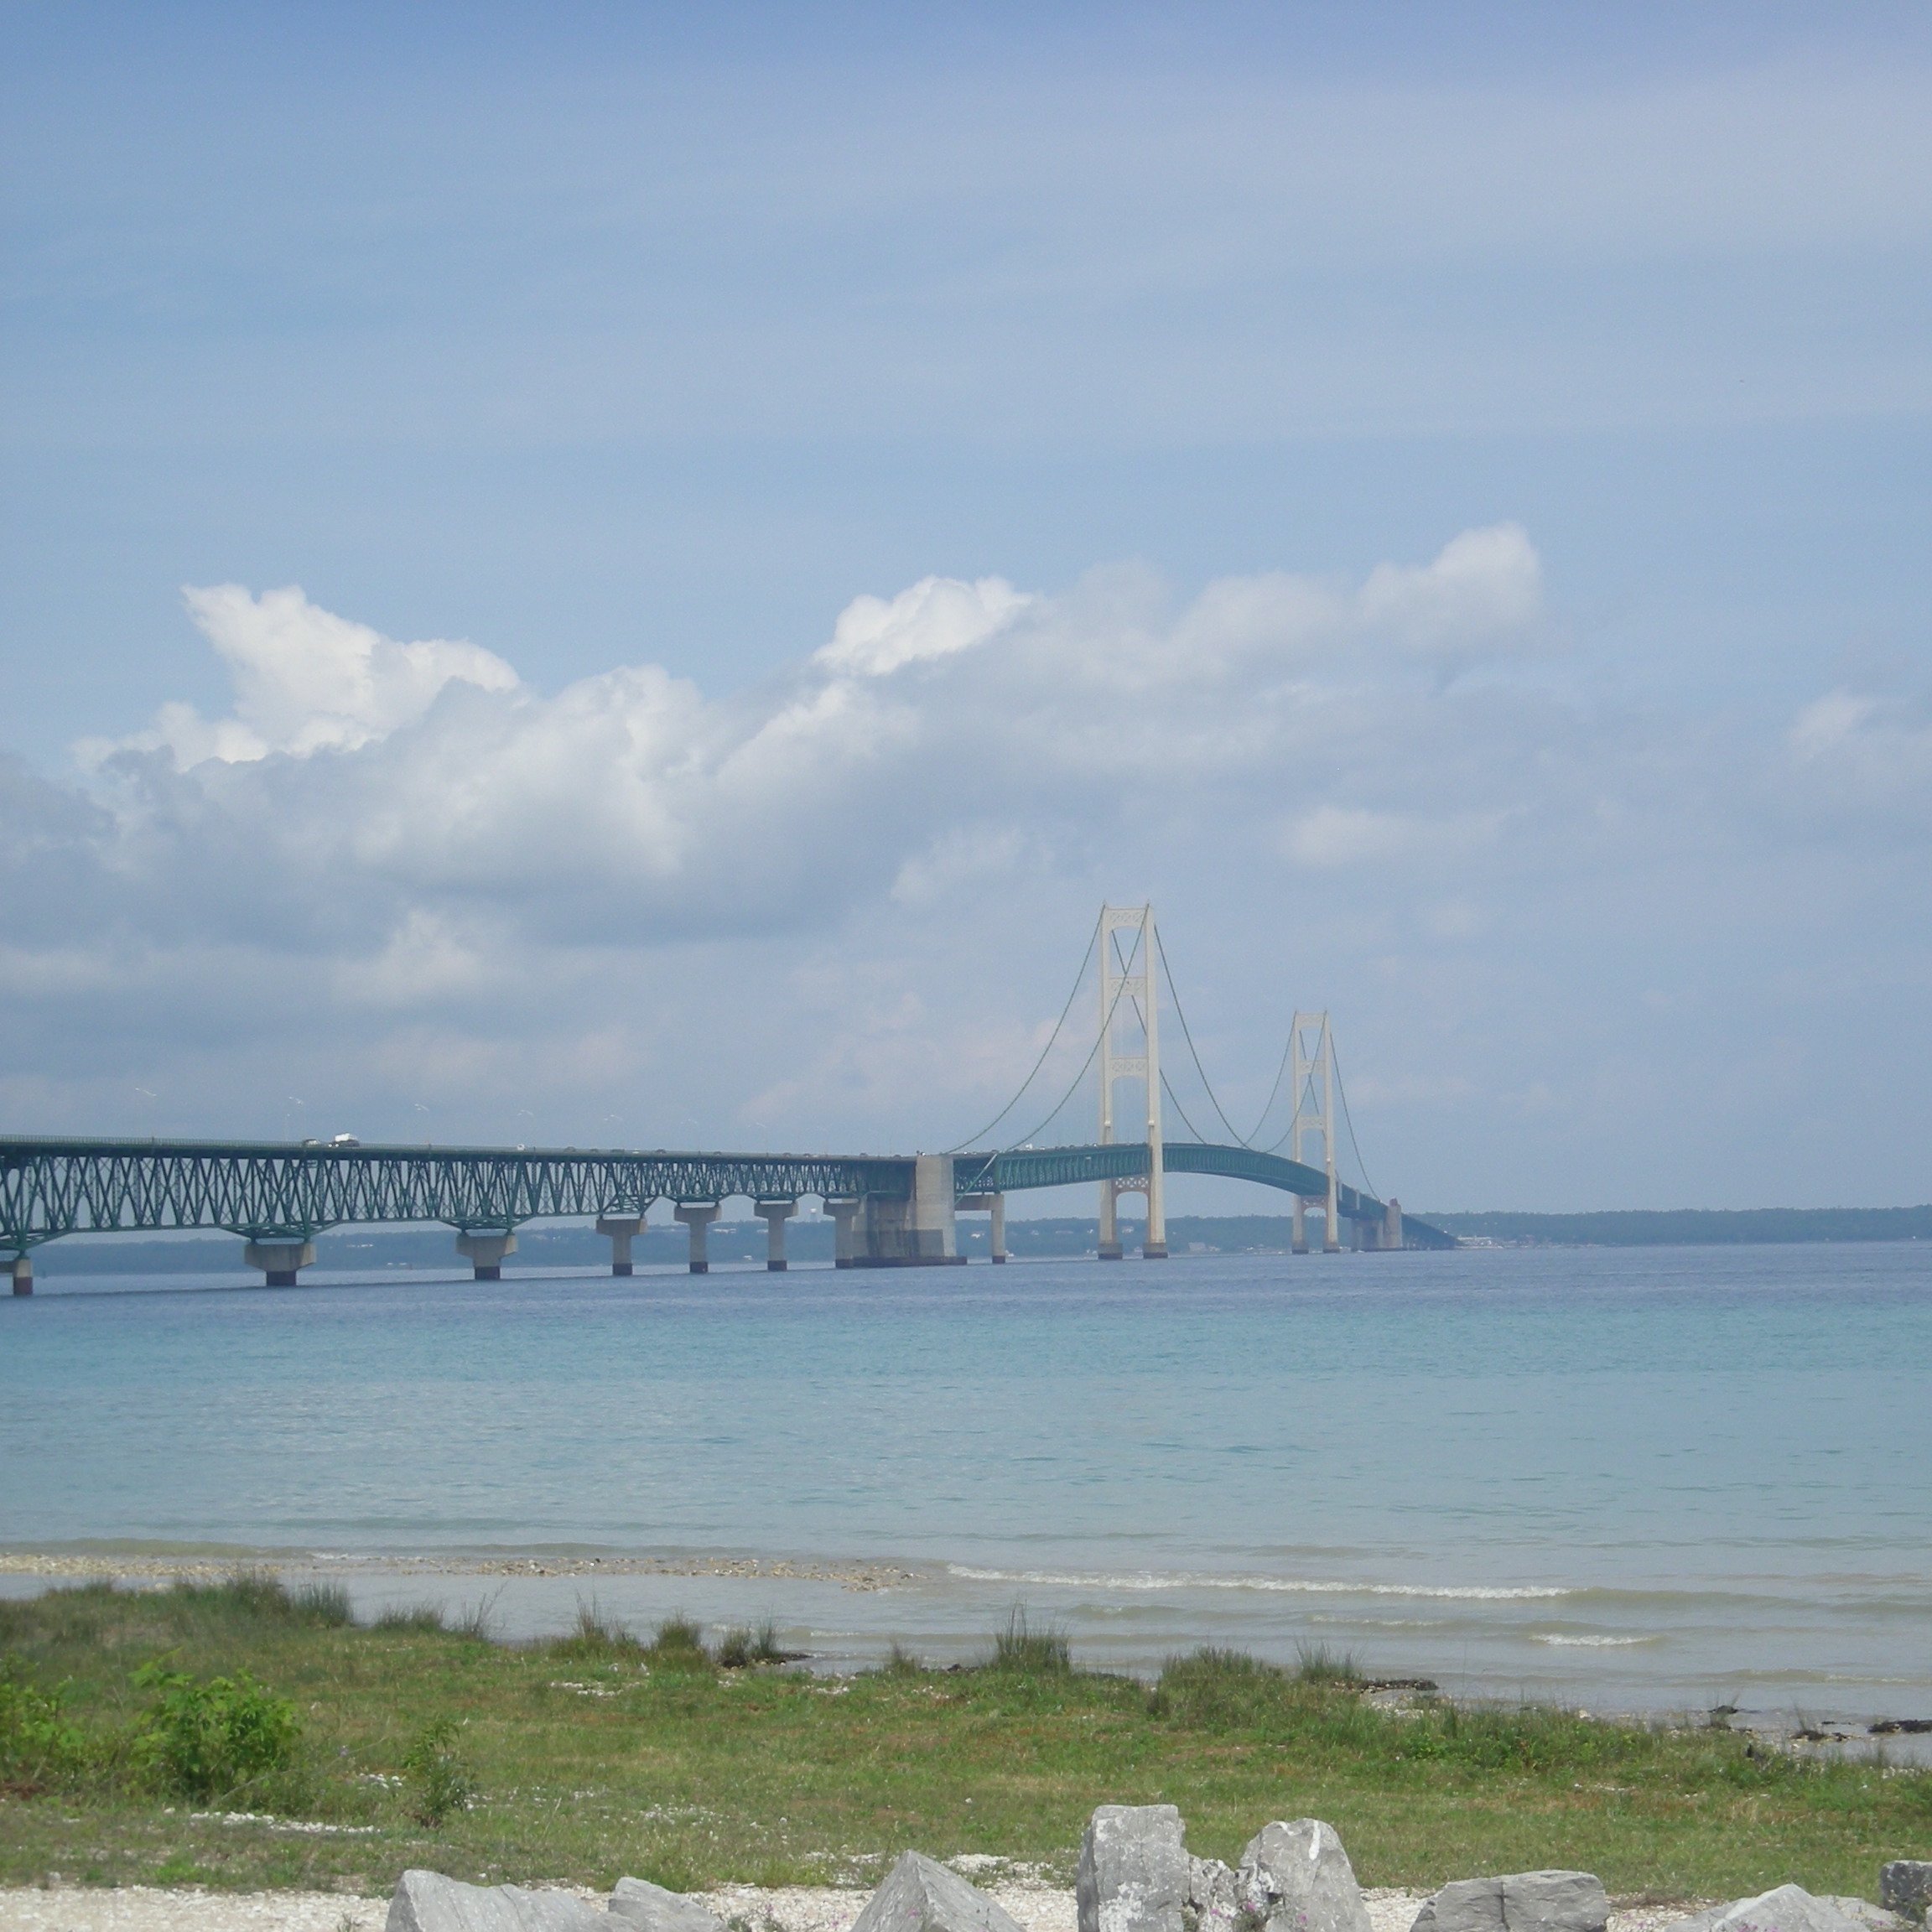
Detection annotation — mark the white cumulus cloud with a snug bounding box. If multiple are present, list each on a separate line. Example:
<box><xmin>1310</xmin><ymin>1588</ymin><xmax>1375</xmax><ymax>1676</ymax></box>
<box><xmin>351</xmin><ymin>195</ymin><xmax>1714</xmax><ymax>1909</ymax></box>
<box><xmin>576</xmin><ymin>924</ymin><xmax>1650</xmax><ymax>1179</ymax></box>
<box><xmin>80</xmin><ymin>584</ymin><xmax>521</xmax><ymax>769</ymax></box>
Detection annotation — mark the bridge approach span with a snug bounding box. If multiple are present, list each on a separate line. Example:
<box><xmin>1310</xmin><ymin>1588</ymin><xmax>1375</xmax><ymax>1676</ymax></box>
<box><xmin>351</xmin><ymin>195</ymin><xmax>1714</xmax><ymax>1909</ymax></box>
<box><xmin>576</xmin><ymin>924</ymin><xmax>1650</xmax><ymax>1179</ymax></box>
<box><xmin>0</xmin><ymin>1134</ymin><xmax>1448</xmax><ymax>1291</ymax></box>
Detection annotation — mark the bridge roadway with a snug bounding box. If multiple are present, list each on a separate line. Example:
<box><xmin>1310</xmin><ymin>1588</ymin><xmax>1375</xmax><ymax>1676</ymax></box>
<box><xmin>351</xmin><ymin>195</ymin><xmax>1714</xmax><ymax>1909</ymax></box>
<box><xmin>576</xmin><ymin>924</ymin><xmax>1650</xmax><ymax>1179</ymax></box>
<box><xmin>0</xmin><ymin>1134</ymin><xmax>1451</xmax><ymax>1291</ymax></box>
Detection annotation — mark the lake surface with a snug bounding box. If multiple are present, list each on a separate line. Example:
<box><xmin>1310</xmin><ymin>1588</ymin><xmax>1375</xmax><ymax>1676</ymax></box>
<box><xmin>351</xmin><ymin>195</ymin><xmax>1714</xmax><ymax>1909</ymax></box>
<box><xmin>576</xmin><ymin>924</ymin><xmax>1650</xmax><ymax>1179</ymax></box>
<box><xmin>3</xmin><ymin>1243</ymin><xmax>1928</xmax><ymax>1732</ymax></box>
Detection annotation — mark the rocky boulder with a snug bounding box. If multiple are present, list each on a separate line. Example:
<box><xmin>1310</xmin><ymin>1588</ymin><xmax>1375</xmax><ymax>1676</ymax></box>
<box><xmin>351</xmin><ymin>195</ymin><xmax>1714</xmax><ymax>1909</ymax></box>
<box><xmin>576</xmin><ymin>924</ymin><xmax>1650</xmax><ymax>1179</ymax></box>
<box><xmin>1187</xmin><ymin>1858</ymin><xmax>1241</xmax><ymax>1932</ymax></box>
<box><xmin>1079</xmin><ymin>1804</ymin><xmax>1191</xmax><ymax>1932</ymax></box>
<box><xmin>1235</xmin><ymin>1820</ymin><xmax>1373</xmax><ymax>1932</ymax></box>
<box><xmin>1410</xmin><ymin>1872</ymin><xmax>1608</xmax><ymax>1932</ymax></box>
<box><xmin>1661</xmin><ymin>1889</ymin><xmax>1904</xmax><ymax>1932</ymax></box>
<box><xmin>850</xmin><ymin>1852</ymin><xmax>1030</xmax><ymax>1932</ymax></box>
<box><xmin>1883</xmin><ymin>1867</ymin><xmax>1932</xmax><ymax>1926</ymax></box>
<box><xmin>388</xmin><ymin>1870</ymin><xmax>610</xmax><ymax>1932</ymax></box>
<box><xmin>610</xmin><ymin>1878</ymin><xmax>728</xmax><ymax>1932</ymax></box>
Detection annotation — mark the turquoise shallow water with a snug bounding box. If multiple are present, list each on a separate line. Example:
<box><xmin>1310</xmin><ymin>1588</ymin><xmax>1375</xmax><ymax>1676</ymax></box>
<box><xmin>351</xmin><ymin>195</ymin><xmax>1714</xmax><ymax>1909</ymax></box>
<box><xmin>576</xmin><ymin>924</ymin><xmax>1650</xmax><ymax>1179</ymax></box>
<box><xmin>3</xmin><ymin>1243</ymin><xmax>1929</xmax><ymax>1726</ymax></box>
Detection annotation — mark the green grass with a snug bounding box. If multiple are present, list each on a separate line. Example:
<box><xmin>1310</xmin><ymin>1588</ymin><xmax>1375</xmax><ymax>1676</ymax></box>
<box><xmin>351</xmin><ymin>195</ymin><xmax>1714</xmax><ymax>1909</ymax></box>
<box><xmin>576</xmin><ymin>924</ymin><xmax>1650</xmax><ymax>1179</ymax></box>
<box><xmin>3</xmin><ymin>1579</ymin><xmax>1929</xmax><ymax>1903</ymax></box>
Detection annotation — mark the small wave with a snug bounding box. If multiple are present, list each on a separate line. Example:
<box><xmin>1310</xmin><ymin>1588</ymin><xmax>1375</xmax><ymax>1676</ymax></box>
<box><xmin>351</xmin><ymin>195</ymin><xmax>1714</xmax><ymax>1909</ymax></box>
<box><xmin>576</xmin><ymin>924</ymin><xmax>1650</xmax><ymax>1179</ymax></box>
<box><xmin>1535</xmin><ymin>1633</ymin><xmax>1656</xmax><ymax>1648</ymax></box>
<box><xmin>947</xmin><ymin>1566</ymin><xmax>1571</xmax><ymax>1602</ymax></box>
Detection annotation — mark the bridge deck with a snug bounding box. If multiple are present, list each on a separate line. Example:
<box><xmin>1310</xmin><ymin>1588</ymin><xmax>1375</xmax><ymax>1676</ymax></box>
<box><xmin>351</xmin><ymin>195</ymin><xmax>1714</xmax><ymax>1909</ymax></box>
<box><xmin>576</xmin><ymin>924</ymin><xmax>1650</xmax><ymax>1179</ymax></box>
<box><xmin>0</xmin><ymin>1135</ymin><xmax>1451</xmax><ymax>1253</ymax></box>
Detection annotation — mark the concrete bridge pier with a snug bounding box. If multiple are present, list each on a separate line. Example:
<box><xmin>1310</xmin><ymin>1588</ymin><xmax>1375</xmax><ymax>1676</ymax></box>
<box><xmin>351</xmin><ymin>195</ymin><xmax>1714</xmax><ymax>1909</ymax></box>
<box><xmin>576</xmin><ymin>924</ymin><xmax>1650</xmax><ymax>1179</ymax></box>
<box><xmin>455</xmin><ymin>1230</ymin><xmax>516</xmax><ymax>1280</ymax></box>
<box><xmin>1384</xmin><ymin>1198</ymin><xmax>1403</xmax><ymax>1250</ymax></box>
<box><xmin>958</xmin><ymin>1192</ymin><xmax>1008</xmax><ymax>1263</ymax></box>
<box><xmin>824</xmin><ymin>1197</ymin><xmax>862</xmax><ymax>1267</ymax></box>
<box><xmin>245</xmin><ymin>1239</ymin><xmax>315</xmax><ymax>1287</ymax></box>
<box><xmin>1291</xmin><ymin>1197</ymin><xmax>1308</xmax><ymax>1254</ymax></box>
<box><xmin>756</xmin><ymin>1199</ymin><xmax>797</xmax><ymax>1270</ymax></box>
<box><xmin>855</xmin><ymin>1156</ymin><xmax>963</xmax><ymax>1266</ymax></box>
<box><xmin>10</xmin><ymin>1254</ymin><xmax>33</xmax><ymax>1296</ymax></box>
<box><xmin>674</xmin><ymin>1201</ymin><xmax>719</xmax><ymax>1274</ymax></box>
<box><xmin>596</xmin><ymin>1215</ymin><xmax>644</xmax><ymax>1276</ymax></box>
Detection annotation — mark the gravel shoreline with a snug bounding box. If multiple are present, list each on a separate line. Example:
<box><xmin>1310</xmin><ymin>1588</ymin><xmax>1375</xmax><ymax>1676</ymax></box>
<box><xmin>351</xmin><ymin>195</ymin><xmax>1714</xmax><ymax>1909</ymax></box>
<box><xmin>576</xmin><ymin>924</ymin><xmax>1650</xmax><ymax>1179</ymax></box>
<box><xmin>0</xmin><ymin>1884</ymin><xmax>1723</xmax><ymax>1932</ymax></box>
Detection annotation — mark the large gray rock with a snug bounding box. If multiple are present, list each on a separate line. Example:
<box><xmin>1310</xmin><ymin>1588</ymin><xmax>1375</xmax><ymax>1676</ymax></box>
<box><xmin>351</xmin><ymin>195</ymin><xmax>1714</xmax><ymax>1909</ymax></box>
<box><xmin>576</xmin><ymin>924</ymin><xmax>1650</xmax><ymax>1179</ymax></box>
<box><xmin>1657</xmin><ymin>1888</ymin><xmax>1874</xmax><ymax>1932</ymax></box>
<box><xmin>388</xmin><ymin>1870</ymin><xmax>610</xmax><ymax>1932</ymax></box>
<box><xmin>1410</xmin><ymin>1872</ymin><xmax>1608</xmax><ymax>1932</ymax></box>
<box><xmin>1079</xmin><ymin>1805</ymin><xmax>1190</xmax><ymax>1932</ymax></box>
<box><xmin>610</xmin><ymin>1878</ymin><xmax>728</xmax><ymax>1932</ymax></box>
<box><xmin>850</xmin><ymin>1852</ymin><xmax>1030</xmax><ymax>1932</ymax></box>
<box><xmin>1236</xmin><ymin>1820</ymin><xmax>1372</xmax><ymax>1932</ymax></box>
<box><xmin>1187</xmin><ymin>1859</ymin><xmax>1241</xmax><ymax>1932</ymax></box>
<box><xmin>1883</xmin><ymin>1866</ymin><xmax>1932</xmax><ymax>1925</ymax></box>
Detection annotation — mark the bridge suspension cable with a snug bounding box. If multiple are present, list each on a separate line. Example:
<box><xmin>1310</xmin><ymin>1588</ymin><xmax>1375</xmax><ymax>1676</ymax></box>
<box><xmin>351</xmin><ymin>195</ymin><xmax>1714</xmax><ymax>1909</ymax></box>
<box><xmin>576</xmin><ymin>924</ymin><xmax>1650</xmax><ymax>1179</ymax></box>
<box><xmin>940</xmin><ymin>911</ymin><xmax>1102</xmax><ymax>1155</ymax></box>
<box><xmin>952</xmin><ymin>926</ymin><xmax>1141</xmax><ymax>1166</ymax></box>
<box><xmin>1151</xmin><ymin>927</ymin><xmax>1252</xmax><ymax>1146</ymax></box>
<box><xmin>1331</xmin><ymin>1040</ymin><xmax>1380</xmax><ymax>1202</ymax></box>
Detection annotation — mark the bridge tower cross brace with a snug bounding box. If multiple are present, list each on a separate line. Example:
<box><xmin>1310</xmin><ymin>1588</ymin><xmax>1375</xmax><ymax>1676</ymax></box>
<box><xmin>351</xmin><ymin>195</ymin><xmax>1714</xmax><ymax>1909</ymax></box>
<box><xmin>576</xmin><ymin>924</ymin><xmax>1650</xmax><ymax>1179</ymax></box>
<box><xmin>1096</xmin><ymin>902</ymin><xmax>1167</xmax><ymax>1261</ymax></box>
<box><xmin>1288</xmin><ymin>1010</ymin><xmax>1341</xmax><ymax>1254</ymax></box>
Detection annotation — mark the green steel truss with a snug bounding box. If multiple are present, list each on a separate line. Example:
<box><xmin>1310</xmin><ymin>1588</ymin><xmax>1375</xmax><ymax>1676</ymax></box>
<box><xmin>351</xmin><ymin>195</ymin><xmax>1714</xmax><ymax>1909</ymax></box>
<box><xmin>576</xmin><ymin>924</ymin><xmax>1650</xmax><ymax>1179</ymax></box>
<box><xmin>0</xmin><ymin>1135</ymin><xmax>1451</xmax><ymax>1254</ymax></box>
<box><xmin>0</xmin><ymin>1138</ymin><xmax>911</xmax><ymax>1249</ymax></box>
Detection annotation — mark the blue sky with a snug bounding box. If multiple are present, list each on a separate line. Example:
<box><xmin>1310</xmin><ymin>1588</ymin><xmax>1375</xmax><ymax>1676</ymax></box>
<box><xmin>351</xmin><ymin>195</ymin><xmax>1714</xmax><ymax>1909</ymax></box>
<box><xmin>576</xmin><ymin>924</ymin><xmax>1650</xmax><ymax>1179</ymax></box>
<box><xmin>3</xmin><ymin>3</ymin><xmax>1930</xmax><ymax>1211</ymax></box>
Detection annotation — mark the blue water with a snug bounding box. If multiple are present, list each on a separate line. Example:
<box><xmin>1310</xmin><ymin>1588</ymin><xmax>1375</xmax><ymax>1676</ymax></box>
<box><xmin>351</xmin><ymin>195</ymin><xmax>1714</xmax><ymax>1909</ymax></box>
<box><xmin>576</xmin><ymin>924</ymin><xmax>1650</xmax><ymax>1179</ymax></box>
<box><xmin>3</xmin><ymin>1244</ymin><xmax>1929</xmax><ymax>1727</ymax></box>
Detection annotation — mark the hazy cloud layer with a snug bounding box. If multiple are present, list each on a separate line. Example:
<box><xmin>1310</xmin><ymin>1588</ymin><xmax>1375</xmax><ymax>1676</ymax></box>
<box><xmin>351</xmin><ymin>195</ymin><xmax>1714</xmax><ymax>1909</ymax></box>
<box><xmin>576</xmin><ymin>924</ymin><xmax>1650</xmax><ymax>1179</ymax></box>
<box><xmin>4</xmin><ymin>527</ymin><xmax>1929</xmax><ymax>1210</ymax></box>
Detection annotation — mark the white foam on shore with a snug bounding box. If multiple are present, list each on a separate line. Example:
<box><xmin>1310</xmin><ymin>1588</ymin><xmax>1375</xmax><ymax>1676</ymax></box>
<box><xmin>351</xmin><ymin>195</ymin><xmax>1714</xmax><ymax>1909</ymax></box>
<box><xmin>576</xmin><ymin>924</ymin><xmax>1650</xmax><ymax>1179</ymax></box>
<box><xmin>1536</xmin><ymin>1633</ymin><xmax>1657</xmax><ymax>1648</ymax></box>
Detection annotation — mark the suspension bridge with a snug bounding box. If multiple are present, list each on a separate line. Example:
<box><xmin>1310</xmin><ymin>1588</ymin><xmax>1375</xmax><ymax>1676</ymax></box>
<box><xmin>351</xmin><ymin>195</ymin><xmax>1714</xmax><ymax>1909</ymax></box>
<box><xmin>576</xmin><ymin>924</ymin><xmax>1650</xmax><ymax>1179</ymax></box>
<box><xmin>0</xmin><ymin>905</ymin><xmax>1452</xmax><ymax>1292</ymax></box>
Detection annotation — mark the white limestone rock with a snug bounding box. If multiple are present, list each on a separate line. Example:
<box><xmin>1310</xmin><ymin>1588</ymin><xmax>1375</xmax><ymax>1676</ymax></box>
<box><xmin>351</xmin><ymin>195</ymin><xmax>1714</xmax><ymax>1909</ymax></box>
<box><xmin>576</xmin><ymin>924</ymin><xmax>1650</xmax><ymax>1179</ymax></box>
<box><xmin>1409</xmin><ymin>1873</ymin><xmax>1608</xmax><ymax>1932</ymax></box>
<box><xmin>1078</xmin><ymin>1805</ymin><xmax>1191</xmax><ymax>1932</ymax></box>
<box><xmin>610</xmin><ymin>1878</ymin><xmax>729</xmax><ymax>1932</ymax></box>
<box><xmin>1187</xmin><ymin>1857</ymin><xmax>1242</xmax><ymax>1932</ymax></box>
<box><xmin>1659</xmin><ymin>1890</ymin><xmax>1900</xmax><ymax>1932</ymax></box>
<box><xmin>849</xmin><ymin>1852</ymin><xmax>1031</xmax><ymax>1932</ymax></box>
<box><xmin>1236</xmin><ymin>1820</ymin><xmax>1373</xmax><ymax>1932</ymax></box>
<box><xmin>387</xmin><ymin>1869</ymin><xmax>610</xmax><ymax>1932</ymax></box>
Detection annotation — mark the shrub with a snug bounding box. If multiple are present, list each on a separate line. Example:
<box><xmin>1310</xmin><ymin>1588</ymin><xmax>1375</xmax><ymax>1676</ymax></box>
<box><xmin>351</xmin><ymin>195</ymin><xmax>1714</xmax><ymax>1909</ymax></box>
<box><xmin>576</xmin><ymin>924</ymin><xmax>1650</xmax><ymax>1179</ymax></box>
<box><xmin>0</xmin><ymin>1659</ymin><xmax>91</xmax><ymax>1792</ymax></box>
<box><xmin>131</xmin><ymin>1663</ymin><xmax>300</xmax><ymax>1800</ymax></box>
<box><xmin>402</xmin><ymin>1718</ymin><xmax>479</xmax><ymax>1826</ymax></box>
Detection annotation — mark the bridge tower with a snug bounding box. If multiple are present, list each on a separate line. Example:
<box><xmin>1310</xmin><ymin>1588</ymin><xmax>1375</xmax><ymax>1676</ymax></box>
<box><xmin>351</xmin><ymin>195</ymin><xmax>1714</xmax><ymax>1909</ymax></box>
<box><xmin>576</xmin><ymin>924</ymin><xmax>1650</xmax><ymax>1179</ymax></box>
<box><xmin>1097</xmin><ymin>902</ymin><xmax>1166</xmax><ymax>1260</ymax></box>
<box><xmin>1288</xmin><ymin>1010</ymin><xmax>1341</xmax><ymax>1254</ymax></box>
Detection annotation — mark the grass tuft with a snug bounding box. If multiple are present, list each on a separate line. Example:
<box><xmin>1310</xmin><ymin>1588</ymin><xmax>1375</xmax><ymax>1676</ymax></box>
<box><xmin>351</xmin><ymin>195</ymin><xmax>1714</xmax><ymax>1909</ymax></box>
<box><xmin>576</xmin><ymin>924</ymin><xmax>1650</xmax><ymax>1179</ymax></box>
<box><xmin>372</xmin><ymin>1602</ymin><xmax>447</xmax><ymax>1633</ymax></box>
<box><xmin>642</xmin><ymin>1614</ymin><xmax>714</xmax><ymax>1673</ymax></box>
<box><xmin>714</xmin><ymin>1618</ymin><xmax>788</xmax><ymax>1670</ymax></box>
<box><xmin>882</xmin><ymin>1641</ymin><xmax>922</xmax><ymax>1675</ymax></box>
<box><xmin>448</xmin><ymin>1592</ymin><xmax>502</xmax><ymax>1644</ymax></box>
<box><xmin>548</xmin><ymin>1599</ymin><xmax>647</xmax><ymax>1661</ymax></box>
<box><xmin>988</xmin><ymin>1606</ymin><xmax>1072</xmax><ymax>1675</ymax></box>
<box><xmin>1295</xmin><ymin>1642</ymin><xmax>1363</xmax><ymax>1685</ymax></box>
<box><xmin>290</xmin><ymin>1581</ymin><xmax>355</xmax><ymax>1626</ymax></box>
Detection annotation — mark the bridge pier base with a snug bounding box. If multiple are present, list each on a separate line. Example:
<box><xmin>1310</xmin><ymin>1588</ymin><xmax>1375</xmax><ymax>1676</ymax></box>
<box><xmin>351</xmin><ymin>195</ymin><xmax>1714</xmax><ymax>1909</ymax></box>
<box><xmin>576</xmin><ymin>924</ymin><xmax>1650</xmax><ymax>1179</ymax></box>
<box><xmin>824</xmin><ymin>1197</ymin><xmax>861</xmax><ymax>1268</ymax></box>
<box><xmin>596</xmin><ymin>1215</ymin><xmax>644</xmax><ymax>1276</ymax></box>
<box><xmin>10</xmin><ymin>1254</ymin><xmax>32</xmax><ymax>1296</ymax></box>
<box><xmin>957</xmin><ymin>1192</ymin><xmax>1008</xmax><ymax>1263</ymax></box>
<box><xmin>675</xmin><ymin>1202</ymin><xmax>719</xmax><ymax>1274</ymax></box>
<box><xmin>853</xmin><ymin>1156</ymin><xmax>964</xmax><ymax>1266</ymax></box>
<box><xmin>456</xmin><ymin>1230</ymin><xmax>516</xmax><ymax>1280</ymax></box>
<box><xmin>756</xmin><ymin>1199</ymin><xmax>796</xmax><ymax>1270</ymax></box>
<box><xmin>245</xmin><ymin>1239</ymin><xmax>316</xmax><ymax>1287</ymax></box>
<box><xmin>1384</xmin><ymin>1198</ymin><xmax>1403</xmax><ymax>1251</ymax></box>
<box><xmin>1292</xmin><ymin>1197</ymin><xmax>1309</xmax><ymax>1254</ymax></box>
